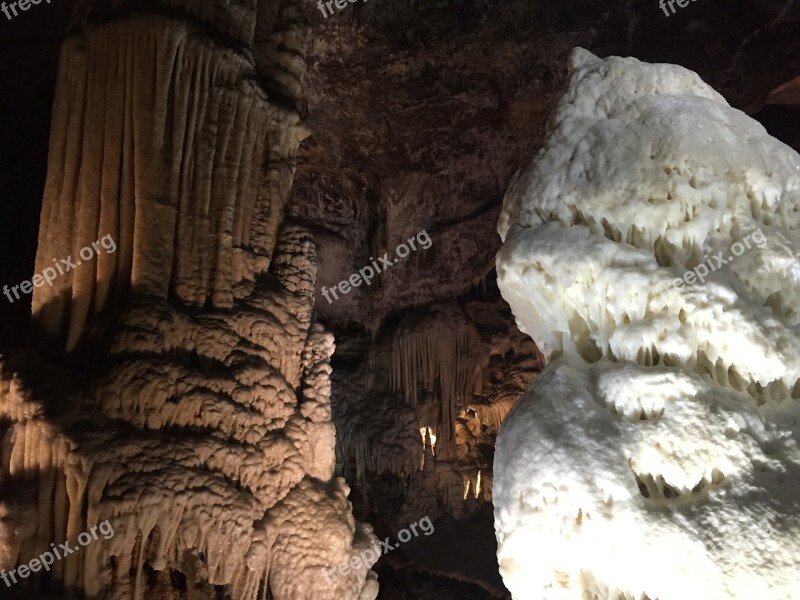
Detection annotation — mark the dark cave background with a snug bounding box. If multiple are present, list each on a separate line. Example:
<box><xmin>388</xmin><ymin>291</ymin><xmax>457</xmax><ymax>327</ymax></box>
<box><xmin>2</xmin><ymin>1</ymin><xmax>799</xmax><ymax>597</ymax></box>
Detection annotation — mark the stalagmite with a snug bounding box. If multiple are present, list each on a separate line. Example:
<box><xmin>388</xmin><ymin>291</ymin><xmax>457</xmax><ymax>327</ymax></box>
<box><xmin>494</xmin><ymin>49</ymin><xmax>800</xmax><ymax>600</ymax></box>
<box><xmin>0</xmin><ymin>1</ymin><xmax>375</xmax><ymax>599</ymax></box>
<box><xmin>1</xmin><ymin>222</ymin><xmax>379</xmax><ymax>599</ymax></box>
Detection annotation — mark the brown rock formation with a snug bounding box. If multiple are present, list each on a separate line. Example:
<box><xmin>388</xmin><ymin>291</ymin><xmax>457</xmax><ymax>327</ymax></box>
<box><xmin>0</xmin><ymin>2</ymin><xmax>377</xmax><ymax>599</ymax></box>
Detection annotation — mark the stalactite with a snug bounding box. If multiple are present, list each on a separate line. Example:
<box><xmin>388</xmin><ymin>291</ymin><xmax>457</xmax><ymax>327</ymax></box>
<box><xmin>381</xmin><ymin>304</ymin><xmax>486</xmax><ymax>452</ymax></box>
<box><xmin>462</xmin><ymin>398</ymin><xmax>516</xmax><ymax>433</ymax></box>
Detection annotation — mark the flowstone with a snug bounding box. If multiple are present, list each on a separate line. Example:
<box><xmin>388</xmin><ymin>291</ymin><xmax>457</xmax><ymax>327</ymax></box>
<box><xmin>494</xmin><ymin>48</ymin><xmax>800</xmax><ymax>600</ymax></box>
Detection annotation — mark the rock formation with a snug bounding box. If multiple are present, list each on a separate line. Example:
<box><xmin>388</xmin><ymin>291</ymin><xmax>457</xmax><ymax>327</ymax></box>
<box><xmin>2</xmin><ymin>0</ymin><xmax>800</xmax><ymax>598</ymax></box>
<box><xmin>0</xmin><ymin>1</ymin><xmax>378</xmax><ymax>599</ymax></box>
<box><xmin>494</xmin><ymin>49</ymin><xmax>800</xmax><ymax>599</ymax></box>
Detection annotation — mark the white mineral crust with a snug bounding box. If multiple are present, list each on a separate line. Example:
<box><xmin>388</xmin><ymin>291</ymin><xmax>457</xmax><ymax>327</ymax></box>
<box><xmin>494</xmin><ymin>48</ymin><xmax>800</xmax><ymax>600</ymax></box>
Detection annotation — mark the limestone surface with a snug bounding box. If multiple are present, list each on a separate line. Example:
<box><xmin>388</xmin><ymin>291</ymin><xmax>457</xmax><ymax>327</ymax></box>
<box><xmin>0</xmin><ymin>2</ymin><xmax>376</xmax><ymax>599</ymax></box>
<box><xmin>494</xmin><ymin>49</ymin><xmax>800</xmax><ymax>600</ymax></box>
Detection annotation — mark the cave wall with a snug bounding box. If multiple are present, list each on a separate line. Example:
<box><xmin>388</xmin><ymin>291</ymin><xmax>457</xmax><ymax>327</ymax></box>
<box><xmin>289</xmin><ymin>3</ymin><xmax>800</xmax><ymax>595</ymax></box>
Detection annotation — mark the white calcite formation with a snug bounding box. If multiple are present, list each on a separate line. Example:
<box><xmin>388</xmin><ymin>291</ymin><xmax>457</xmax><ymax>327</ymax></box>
<box><xmin>494</xmin><ymin>48</ymin><xmax>800</xmax><ymax>600</ymax></box>
<box><xmin>0</xmin><ymin>2</ymin><xmax>378</xmax><ymax>599</ymax></box>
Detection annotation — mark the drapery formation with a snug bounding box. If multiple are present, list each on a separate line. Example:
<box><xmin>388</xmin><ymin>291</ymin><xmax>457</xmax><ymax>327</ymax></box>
<box><xmin>32</xmin><ymin>2</ymin><xmax>308</xmax><ymax>352</ymax></box>
<box><xmin>0</xmin><ymin>2</ymin><xmax>379</xmax><ymax>599</ymax></box>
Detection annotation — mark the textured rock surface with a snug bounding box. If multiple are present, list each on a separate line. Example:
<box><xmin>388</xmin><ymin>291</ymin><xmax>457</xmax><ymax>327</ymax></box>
<box><xmin>293</xmin><ymin>0</ymin><xmax>800</xmax><ymax>328</ymax></box>
<box><xmin>494</xmin><ymin>49</ymin><xmax>800</xmax><ymax>600</ymax></box>
<box><xmin>331</xmin><ymin>296</ymin><xmax>541</xmax><ymax>594</ymax></box>
<box><xmin>282</xmin><ymin>8</ymin><xmax>800</xmax><ymax>589</ymax></box>
<box><xmin>0</xmin><ymin>1</ymin><xmax>378</xmax><ymax>599</ymax></box>
<box><xmin>1</xmin><ymin>226</ymin><xmax>379</xmax><ymax>600</ymax></box>
<box><xmin>2</xmin><ymin>1</ymin><xmax>800</xmax><ymax>598</ymax></box>
<box><xmin>32</xmin><ymin>6</ymin><xmax>308</xmax><ymax>350</ymax></box>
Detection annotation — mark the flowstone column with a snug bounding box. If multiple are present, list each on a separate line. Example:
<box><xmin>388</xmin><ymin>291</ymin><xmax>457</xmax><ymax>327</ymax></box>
<box><xmin>0</xmin><ymin>2</ymin><xmax>379</xmax><ymax>599</ymax></box>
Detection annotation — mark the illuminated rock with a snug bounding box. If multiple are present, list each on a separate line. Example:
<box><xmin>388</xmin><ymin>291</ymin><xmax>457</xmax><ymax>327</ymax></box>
<box><xmin>494</xmin><ymin>48</ymin><xmax>800</xmax><ymax>600</ymax></box>
<box><xmin>0</xmin><ymin>2</ymin><xmax>377</xmax><ymax>599</ymax></box>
